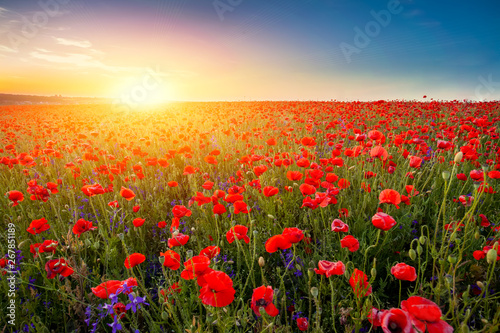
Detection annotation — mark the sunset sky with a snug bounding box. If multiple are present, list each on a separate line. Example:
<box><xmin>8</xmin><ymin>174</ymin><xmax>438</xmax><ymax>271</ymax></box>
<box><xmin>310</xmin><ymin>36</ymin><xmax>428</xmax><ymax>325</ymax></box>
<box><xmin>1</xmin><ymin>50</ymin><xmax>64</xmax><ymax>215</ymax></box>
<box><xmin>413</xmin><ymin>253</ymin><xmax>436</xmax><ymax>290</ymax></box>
<box><xmin>1</xmin><ymin>0</ymin><xmax>499</xmax><ymax>102</ymax></box>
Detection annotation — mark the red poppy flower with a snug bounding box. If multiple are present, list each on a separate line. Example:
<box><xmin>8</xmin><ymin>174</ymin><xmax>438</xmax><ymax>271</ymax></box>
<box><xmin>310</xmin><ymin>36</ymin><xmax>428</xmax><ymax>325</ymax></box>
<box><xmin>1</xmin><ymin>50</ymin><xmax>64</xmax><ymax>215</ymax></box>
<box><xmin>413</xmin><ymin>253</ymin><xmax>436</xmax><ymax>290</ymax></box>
<box><xmin>479</xmin><ymin>214</ymin><xmax>490</xmax><ymax>227</ymax></box>
<box><xmin>340</xmin><ymin>235</ymin><xmax>359</xmax><ymax>252</ymax></box>
<box><xmin>469</xmin><ymin>169</ymin><xmax>484</xmax><ymax>182</ymax></box>
<box><xmin>27</xmin><ymin>218</ymin><xmax>50</xmax><ymax>235</ymax></box>
<box><xmin>168</xmin><ymin>233</ymin><xmax>190</xmax><ymax>248</ymax></box>
<box><xmin>45</xmin><ymin>258</ymin><xmax>73</xmax><ymax>279</ymax></box>
<box><xmin>473</xmin><ymin>250</ymin><xmax>486</xmax><ymax>260</ymax></box>
<box><xmin>111</xmin><ymin>303</ymin><xmax>127</xmax><ymax>320</ymax></box>
<box><xmin>314</xmin><ymin>260</ymin><xmax>345</xmax><ymax>277</ymax></box>
<box><xmin>368</xmin><ymin>308</ymin><xmax>384</xmax><ymax>327</ymax></box>
<box><xmin>456</xmin><ymin>173</ymin><xmax>467</xmax><ymax>181</ymax></box>
<box><xmin>370</xmin><ymin>146</ymin><xmax>388</xmax><ymax>160</ymax></box>
<box><xmin>73</xmin><ymin>218</ymin><xmax>97</xmax><ymax>237</ymax></box>
<box><xmin>253</xmin><ymin>165</ymin><xmax>268</xmax><ymax>177</ymax></box>
<box><xmin>380</xmin><ymin>308</ymin><xmax>413</xmax><ymax>333</ymax></box>
<box><xmin>46</xmin><ymin>182</ymin><xmax>58</xmax><ymax>194</ymax></box>
<box><xmin>296</xmin><ymin>317</ymin><xmax>309</xmax><ymax>331</ymax></box>
<box><xmin>265</xmin><ymin>235</ymin><xmax>292</xmax><ymax>253</ymax></box>
<box><xmin>488</xmin><ymin>170</ymin><xmax>500</xmax><ymax>179</ymax></box>
<box><xmin>263</xmin><ymin>186</ymin><xmax>279</xmax><ymax>197</ymax></box>
<box><xmin>132</xmin><ymin>218</ymin><xmax>145</xmax><ymax>227</ymax></box>
<box><xmin>234</xmin><ymin>200</ymin><xmax>250</xmax><ymax>214</ymax></box>
<box><xmin>287</xmin><ymin>171</ymin><xmax>303</xmax><ymax>181</ymax></box>
<box><xmin>299</xmin><ymin>183</ymin><xmax>316</xmax><ymax>196</ymax></box>
<box><xmin>183</xmin><ymin>165</ymin><xmax>197</xmax><ymax>175</ymax></box>
<box><xmin>401</xmin><ymin>296</ymin><xmax>453</xmax><ymax>333</ymax></box>
<box><xmin>226</xmin><ymin>225</ymin><xmax>250</xmax><ymax>244</ymax></box>
<box><xmin>30</xmin><ymin>240</ymin><xmax>58</xmax><ymax>258</ymax></box>
<box><xmin>158</xmin><ymin>220</ymin><xmax>167</xmax><ymax>228</ymax></box>
<box><xmin>124</xmin><ymin>253</ymin><xmax>146</xmax><ymax>269</ymax></box>
<box><xmin>331</xmin><ymin>219</ymin><xmax>349</xmax><ymax>232</ymax></box>
<box><xmin>133</xmin><ymin>205</ymin><xmax>140</xmax><ymax>212</ymax></box>
<box><xmin>391</xmin><ymin>263</ymin><xmax>417</xmax><ymax>281</ymax></box>
<box><xmin>108</xmin><ymin>200</ymin><xmax>119</xmax><ymax>208</ymax></box>
<box><xmin>213</xmin><ymin>203</ymin><xmax>227</xmax><ymax>215</ymax></box>
<box><xmin>180</xmin><ymin>255</ymin><xmax>211</xmax><ymax>280</ymax></box>
<box><xmin>120</xmin><ymin>186</ymin><xmax>136</xmax><ymax>201</ymax></box>
<box><xmin>301</xmin><ymin>137</ymin><xmax>316</xmax><ymax>147</ymax></box>
<box><xmin>349</xmin><ymin>269</ymin><xmax>372</xmax><ymax>298</ymax></box>
<box><xmin>6</xmin><ymin>190</ymin><xmax>24</xmax><ymax>206</ymax></box>
<box><xmin>172</xmin><ymin>205</ymin><xmax>192</xmax><ymax>218</ymax></box>
<box><xmin>160</xmin><ymin>250</ymin><xmax>181</xmax><ymax>270</ymax></box>
<box><xmin>379</xmin><ymin>189</ymin><xmax>401</xmax><ymax>208</ymax></box>
<box><xmin>168</xmin><ymin>181</ymin><xmax>178</xmax><ymax>187</ymax></box>
<box><xmin>199</xmin><ymin>246</ymin><xmax>220</xmax><ymax>259</ymax></box>
<box><xmin>204</xmin><ymin>155</ymin><xmax>218</xmax><ymax>165</ymax></box>
<box><xmin>202</xmin><ymin>181</ymin><xmax>214</xmax><ymax>190</ymax></box>
<box><xmin>338</xmin><ymin>178</ymin><xmax>351</xmax><ymax>189</ymax></box>
<box><xmin>251</xmin><ymin>286</ymin><xmax>279</xmax><ymax>317</ymax></box>
<box><xmin>91</xmin><ymin>278</ymin><xmax>137</xmax><ymax>299</ymax></box>
<box><xmin>198</xmin><ymin>270</ymin><xmax>235</xmax><ymax>307</ymax></box>
<box><xmin>282</xmin><ymin>227</ymin><xmax>304</xmax><ymax>243</ymax></box>
<box><xmin>409</xmin><ymin>156</ymin><xmax>423</xmax><ymax>169</ymax></box>
<box><xmin>372</xmin><ymin>212</ymin><xmax>397</xmax><ymax>231</ymax></box>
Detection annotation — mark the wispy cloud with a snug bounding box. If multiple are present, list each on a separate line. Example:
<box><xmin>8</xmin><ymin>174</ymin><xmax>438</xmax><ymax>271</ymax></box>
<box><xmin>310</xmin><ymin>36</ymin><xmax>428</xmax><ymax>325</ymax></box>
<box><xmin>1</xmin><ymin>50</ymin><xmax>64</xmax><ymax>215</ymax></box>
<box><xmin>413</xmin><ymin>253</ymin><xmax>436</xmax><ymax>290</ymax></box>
<box><xmin>30</xmin><ymin>49</ymin><xmax>129</xmax><ymax>73</ymax></box>
<box><xmin>53</xmin><ymin>37</ymin><xmax>92</xmax><ymax>48</ymax></box>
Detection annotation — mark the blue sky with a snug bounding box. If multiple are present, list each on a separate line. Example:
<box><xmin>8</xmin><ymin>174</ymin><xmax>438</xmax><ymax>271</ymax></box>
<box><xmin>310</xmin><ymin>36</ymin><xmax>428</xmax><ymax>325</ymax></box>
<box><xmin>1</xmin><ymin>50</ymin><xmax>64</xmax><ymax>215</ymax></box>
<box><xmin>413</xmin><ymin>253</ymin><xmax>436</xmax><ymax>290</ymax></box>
<box><xmin>0</xmin><ymin>0</ymin><xmax>499</xmax><ymax>101</ymax></box>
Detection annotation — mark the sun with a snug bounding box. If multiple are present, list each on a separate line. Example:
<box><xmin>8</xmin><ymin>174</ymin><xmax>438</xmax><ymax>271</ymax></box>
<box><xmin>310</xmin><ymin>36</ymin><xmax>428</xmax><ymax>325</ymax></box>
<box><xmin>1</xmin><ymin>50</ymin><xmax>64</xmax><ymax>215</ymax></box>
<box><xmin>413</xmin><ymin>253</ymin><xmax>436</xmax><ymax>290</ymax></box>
<box><xmin>108</xmin><ymin>73</ymin><xmax>174</xmax><ymax>110</ymax></box>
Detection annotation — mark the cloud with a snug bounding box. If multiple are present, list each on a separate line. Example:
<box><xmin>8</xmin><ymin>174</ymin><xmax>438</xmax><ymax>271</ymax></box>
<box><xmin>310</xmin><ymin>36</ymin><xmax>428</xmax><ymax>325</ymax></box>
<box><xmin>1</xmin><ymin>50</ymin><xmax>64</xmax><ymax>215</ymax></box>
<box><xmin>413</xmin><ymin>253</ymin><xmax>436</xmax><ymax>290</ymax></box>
<box><xmin>30</xmin><ymin>49</ymin><xmax>128</xmax><ymax>72</ymax></box>
<box><xmin>53</xmin><ymin>37</ymin><xmax>92</xmax><ymax>48</ymax></box>
<box><xmin>0</xmin><ymin>45</ymin><xmax>17</xmax><ymax>53</ymax></box>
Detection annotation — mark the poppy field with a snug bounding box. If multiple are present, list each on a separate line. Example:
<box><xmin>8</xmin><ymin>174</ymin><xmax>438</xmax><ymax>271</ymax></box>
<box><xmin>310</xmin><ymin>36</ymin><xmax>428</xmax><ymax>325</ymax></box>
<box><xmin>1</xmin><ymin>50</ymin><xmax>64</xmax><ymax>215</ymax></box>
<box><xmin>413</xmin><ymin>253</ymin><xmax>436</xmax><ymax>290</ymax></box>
<box><xmin>1</xmin><ymin>100</ymin><xmax>499</xmax><ymax>333</ymax></box>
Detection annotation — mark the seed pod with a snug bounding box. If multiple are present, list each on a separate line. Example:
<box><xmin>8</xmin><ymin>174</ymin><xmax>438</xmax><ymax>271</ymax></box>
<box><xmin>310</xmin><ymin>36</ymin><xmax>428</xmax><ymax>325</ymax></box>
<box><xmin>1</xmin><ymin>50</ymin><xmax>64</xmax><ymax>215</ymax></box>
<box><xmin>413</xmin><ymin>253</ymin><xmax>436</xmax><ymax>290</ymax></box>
<box><xmin>442</xmin><ymin>171</ymin><xmax>450</xmax><ymax>180</ymax></box>
<box><xmin>486</xmin><ymin>248</ymin><xmax>498</xmax><ymax>264</ymax></box>
<box><xmin>258</xmin><ymin>257</ymin><xmax>265</xmax><ymax>267</ymax></box>
<box><xmin>448</xmin><ymin>255</ymin><xmax>457</xmax><ymax>264</ymax></box>
<box><xmin>409</xmin><ymin>249</ymin><xmax>417</xmax><ymax>260</ymax></box>
<box><xmin>308</xmin><ymin>268</ymin><xmax>314</xmax><ymax>279</ymax></box>
<box><xmin>310</xmin><ymin>287</ymin><xmax>318</xmax><ymax>298</ymax></box>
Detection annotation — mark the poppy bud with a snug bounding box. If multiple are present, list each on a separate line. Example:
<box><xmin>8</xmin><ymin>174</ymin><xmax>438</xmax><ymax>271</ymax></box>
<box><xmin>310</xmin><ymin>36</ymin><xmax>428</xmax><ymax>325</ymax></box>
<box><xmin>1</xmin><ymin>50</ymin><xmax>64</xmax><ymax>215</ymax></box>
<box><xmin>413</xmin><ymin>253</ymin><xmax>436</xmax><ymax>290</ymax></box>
<box><xmin>448</xmin><ymin>255</ymin><xmax>457</xmax><ymax>264</ymax></box>
<box><xmin>419</xmin><ymin>236</ymin><xmax>426</xmax><ymax>245</ymax></box>
<box><xmin>475</xmin><ymin>231</ymin><xmax>480</xmax><ymax>240</ymax></box>
<box><xmin>486</xmin><ymin>248</ymin><xmax>497</xmax><ymax>264</ymax></box>
<box><xmin>258</xmin><ymin>257</ymin><xmax>265</xmax><ymax>267</ymax></box>
<box><xmin>370</xmin><ymin>267</ymin><xmax>376</xmax><ymax>278</ymax></box>
<box><xmin>454</xmin><ymin>152</ymin><xmax>463</xmax><ymax>163</ymax></box>
<box><xmin>161</xmin><ymin>311</ymin><xmax>169</xmax><ymax>320</ymax></box>
<box><xmin>310</xmin><ymin>287</ymin><xmax>318</xmax><ymax>298</ymax></box>
<box><xmin>476</xmin><ymin>281</ymin><xmax>484</xmax><ymax>289</ymax></box>
<box><xmin>409</xmin><ymin>249</ymin><xmax>417</xmax><ymax>260</ymax></box>
<box><xmin>159</xmin><ymin>256</ymin><xmax>165</xmax><ymax>265</ymax></box>
<box><xmin>417</xmin><ymin>245</ymin><xmax>423</xmax><ymax>256</ymax></box>
<box><xmin>308</xmin><ymin>268</ymin><xmax>314</xmax><ymax>279</ymax></box>
<box><xmin>267</xmin><ymin>214</ymin><xmax>275</xmax><ymax>219</ymax></box>
<box><xmin>460</xmin><ymin>324</ymin><xmax>470</xmax><ymax>333</ymax></box>
<box><xmin>442</xmin><ymin>171</ymin><xmax>450</xmax><ymax>180</ymax></box>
